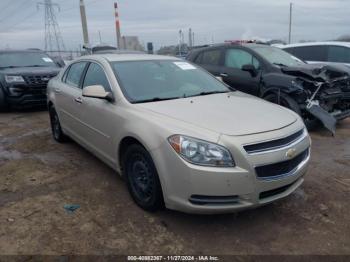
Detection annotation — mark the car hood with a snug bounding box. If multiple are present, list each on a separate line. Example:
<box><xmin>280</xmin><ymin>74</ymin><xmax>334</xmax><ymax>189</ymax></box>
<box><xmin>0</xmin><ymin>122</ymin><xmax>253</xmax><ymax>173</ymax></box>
<box><xmin>0</xmin><ymin>66</ymin><xmax>60</xmax><ymax>76</ymax></box>
<box><xmin>137</xmin><ymin>92</ymin><xmax>297</xmax><ymax>136</ymax></box>
<box><xmin>280</xmin><ymin>63</ymin><xmax>350</xmax><ymax>83</ymax></box>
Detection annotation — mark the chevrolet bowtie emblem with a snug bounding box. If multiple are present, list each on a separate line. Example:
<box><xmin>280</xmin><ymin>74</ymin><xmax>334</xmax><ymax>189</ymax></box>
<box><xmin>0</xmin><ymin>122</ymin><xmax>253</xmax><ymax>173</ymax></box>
<box><xmin>286</xmin><ymin>148</ymin><xmax>297</xmax><ymax>159</ymax></box>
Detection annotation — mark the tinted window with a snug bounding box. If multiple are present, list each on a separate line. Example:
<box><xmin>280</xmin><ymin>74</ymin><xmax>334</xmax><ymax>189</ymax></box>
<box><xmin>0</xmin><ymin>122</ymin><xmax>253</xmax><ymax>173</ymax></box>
<box><xmin>65</xmin><ymin>62</ymin><xmax>88</xmax><ymax>88</ymax></box>
<box><xmin>194</xmin><ymin>53</ymin><xmax>203</xmax><ymax>63</ymax></box>
<box><xmin>112</xmin><ymin>60</ymin><xmax>229</xmax><ymax>103</ymax></box>
<box><xmin>201</xmin><ymin>49</ymin><xmax>221</xmax><ymax>65</ymax></box>
<box><xmin>0</xmin><ymin>52</ymin><xmax>58</xmax><ymax>68</ymax></box>
<box><xmin>327</xmin><ymin>46</ymin><xmax>350</xmax><ymax>63</ymax></box>
<box><xmin>286</xmin><ymin>46</ymin><xmax>327</xmax><ymax>61</ymax></box>
<box><xmin>83</xmin><ymin>63</ymin><xmax>111</xmax><ymax>91</ymax></box>
<box><xmin>225</xmin><ymin>49</ymin><xmax>260</xmax><ymax>69</ymax></box>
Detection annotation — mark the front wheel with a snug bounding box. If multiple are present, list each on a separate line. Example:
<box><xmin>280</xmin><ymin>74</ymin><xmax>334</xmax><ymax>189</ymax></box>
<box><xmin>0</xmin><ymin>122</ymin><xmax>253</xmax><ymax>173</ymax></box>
<box><xmin>264</xmin><ymin>93</ymin><xmax>318</xmax><ymax>130</ymax></box>
<box><xmin>122</xmin><ymin>144</ymin><xmax>164</xmax><ymax>211</ymax></box>
<box><xmin>49</xmin><ymin>106</ymin><xmax>68</xmax><ymax>143</ymax></box>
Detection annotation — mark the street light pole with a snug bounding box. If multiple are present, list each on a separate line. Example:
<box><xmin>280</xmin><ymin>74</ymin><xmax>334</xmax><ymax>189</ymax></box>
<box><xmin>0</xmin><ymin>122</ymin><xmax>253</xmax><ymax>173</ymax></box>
<box><xmin>288</xmin><ymin>2</ymin><xmax>293</xmax><ymax>44</ymax></box>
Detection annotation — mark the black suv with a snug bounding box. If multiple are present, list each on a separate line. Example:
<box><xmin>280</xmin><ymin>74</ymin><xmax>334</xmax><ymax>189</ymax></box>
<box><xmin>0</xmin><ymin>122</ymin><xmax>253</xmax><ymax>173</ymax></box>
<box><xmin>187</xmin><ymin>43</ymin><xmax>350</xmax><ymax>134</ymax></box>
<box><xmin>0</xmin><ymin>50</ymin><xmax>61</xmax><ymax>111</ymax></box>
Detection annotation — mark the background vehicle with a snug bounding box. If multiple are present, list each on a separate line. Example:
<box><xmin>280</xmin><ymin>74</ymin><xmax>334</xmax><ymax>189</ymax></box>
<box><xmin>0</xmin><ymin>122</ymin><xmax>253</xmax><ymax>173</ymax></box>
<box><xmin>280</xmin><ymin>42</ymin><xmax>350</xmax><ymax>68</ymax></box>
<box><xmin>0</xmin><ymin>50</ymin><xmax>61</xmax><ymax>111</ymax></box>
<box><xmin>187</xmin><ymin>43</ymin><xmax>350</xmax><ymax>134</ymax></box>
<box><xmin>47</xmin><ymin>54</ymin><xmax>310</xmax><ymax>214</ymax></box>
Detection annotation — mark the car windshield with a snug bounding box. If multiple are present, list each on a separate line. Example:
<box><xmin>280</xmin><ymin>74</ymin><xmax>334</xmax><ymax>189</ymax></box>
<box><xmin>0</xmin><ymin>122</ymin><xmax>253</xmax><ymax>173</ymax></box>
<box><xmin>0</xmin><ymin>52</ymin><xmax>58</xmax><ymax>68</ymax></box>
<box><xmin>111</xmin><ymin>60</ymin><xmax>230</xmax><ymax>103</ymax></box>
<box><xmin>250</xmin><ymin>46</ymin><xmax>305</xmax><ymax>67</ymax></box>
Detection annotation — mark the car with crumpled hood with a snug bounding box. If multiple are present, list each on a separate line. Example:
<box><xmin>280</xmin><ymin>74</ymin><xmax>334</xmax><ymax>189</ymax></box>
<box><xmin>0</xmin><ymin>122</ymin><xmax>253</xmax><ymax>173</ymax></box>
<box><xmin>187</xmin><ymin>43</ymin><xmax>350</xmax><ymax>134</ymax></box>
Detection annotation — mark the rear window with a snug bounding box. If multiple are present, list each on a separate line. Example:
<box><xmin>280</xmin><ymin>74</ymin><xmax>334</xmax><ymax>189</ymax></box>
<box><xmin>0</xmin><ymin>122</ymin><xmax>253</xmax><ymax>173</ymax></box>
<box><xmin>201</xmin><ymin>49</ymin><xmax>221</xmax><ymax>65</ymax></box>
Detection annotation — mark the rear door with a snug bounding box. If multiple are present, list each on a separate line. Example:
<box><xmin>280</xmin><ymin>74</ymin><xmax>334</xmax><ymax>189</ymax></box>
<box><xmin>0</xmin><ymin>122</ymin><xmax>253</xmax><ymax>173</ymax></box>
<box><xmin>55</xmin><ymin>61</ymin><xmax>88</xmax><ymax>140</ymax></box>
<box><xmin>194</xmin><ymin>48</ymin><xmax>224</xmax><ymax>77</ymax></box>
<box><xmin>220</xmin><ymin>47</ymin><xmax>261</xmax><ymax>96</ymax></box>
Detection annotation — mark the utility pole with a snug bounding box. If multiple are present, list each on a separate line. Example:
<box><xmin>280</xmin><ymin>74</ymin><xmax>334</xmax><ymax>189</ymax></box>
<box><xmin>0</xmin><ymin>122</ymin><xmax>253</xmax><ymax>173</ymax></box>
<box><xmin>288</xmin><ymin>2</ymin><xmax>293</xmax><ymax>44</ymax></box>
<box><xmin>114</xmin><ymin>2</ymin><xmax>122</xmax><ymax>49</ymax></box>
<box><xmin>79</xmin><ymin>0</ymin><xmax>90</xmax><ymax>47</ymax></box>
<box><xmin>37</xmin><ymin>0</ymin><xmax>66</xmax><ymax>55</ymax></box>
<box><xmin>98</xmin><ymin>31</ymin><xmax>102</xmax><ymax>43</ymax></box>
<box><xmin>188</xmin><ymin>28</ymin><xmax>192</xmax><ymax>48</ymax></box>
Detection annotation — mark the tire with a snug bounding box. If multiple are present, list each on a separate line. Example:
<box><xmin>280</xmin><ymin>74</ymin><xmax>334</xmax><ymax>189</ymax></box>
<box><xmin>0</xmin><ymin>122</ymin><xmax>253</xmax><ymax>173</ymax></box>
<box><xmin>122</xmin><ymin>144</ymin><xmax>164</xmax><ymax>211</ymax></box>
<box><xmin>264</xmin><ymin>93</ymin><xmax>318</xmax><ymax>130</ymax></box>
<box><xmin>0</xmin><ymin>87</ymin><xmax>9</xmax><ymax>112</ymax></box>
<box><xmin>49</xmin><ymin>106</ymin><xmax>68</xmax><ymax>143</ymax></box>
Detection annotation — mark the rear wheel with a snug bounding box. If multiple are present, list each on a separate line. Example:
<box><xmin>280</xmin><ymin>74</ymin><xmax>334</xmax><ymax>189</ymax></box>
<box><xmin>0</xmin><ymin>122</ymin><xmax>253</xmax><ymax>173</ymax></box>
<box><xmin>0</xmin><ymin>87</ymin><xmax>9</xmax><ymax>112</ymax></box>
<box><xmin>49</xmin><ymin>106</ymin><xmax>68</xmax><ymax>143</ymax></box>
<box><xmin>264</xmin><ymin>93</ymin><xmax>318</xmax><ymax>130</ymax></box>
<box><xmin>122</xmin><ymin>144</ymin><xmax>164</xmax><ymax>211</ymax></box>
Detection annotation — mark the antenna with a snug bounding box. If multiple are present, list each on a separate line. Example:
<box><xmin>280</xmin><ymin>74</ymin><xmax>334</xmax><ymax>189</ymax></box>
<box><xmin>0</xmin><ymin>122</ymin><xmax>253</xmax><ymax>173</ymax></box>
<box><xmin>37</xmin><ymin>0</ymin><xmax>66</xmax><ymax>54</ymax></box>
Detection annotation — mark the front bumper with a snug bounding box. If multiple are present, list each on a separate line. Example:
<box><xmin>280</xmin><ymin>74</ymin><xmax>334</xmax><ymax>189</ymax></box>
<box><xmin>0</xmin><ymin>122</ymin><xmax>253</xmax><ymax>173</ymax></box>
<box><xmin>152</xmin><ymin>122</ymin><xmax>311</xmax><ymax>214</ymax></box>
<box><xmin>4</xmin><ymin>84</ymin><xmax>47</xmax><ymax>107</ymax></box>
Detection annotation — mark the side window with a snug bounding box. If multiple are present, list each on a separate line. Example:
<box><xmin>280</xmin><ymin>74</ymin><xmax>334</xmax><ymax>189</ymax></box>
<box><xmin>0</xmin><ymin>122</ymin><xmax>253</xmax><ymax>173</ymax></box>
<box><xmin>194</xmin><ymin>53</ymin><xmax>203</xmax><ymax>64</ymax></box>
<box><xmin>65</xmin><ymin>62</ymin><xmax>88</xmax><ymax>88</ymax></box>
<box><xmin>327</xmin><ymin>46</ymin><xmax>350</xmax><ymax>63</ymax></box>
<box><xmin>83</xmin><ymin>63</ymin><xmax>111</xmax><ymax>91</ymax></box>
<box><xmin>62</xmin><ymin>67</ymin><xmax>70</xmax><ymax>82</ymax></box>
<box><xmin>225</xmin><ymin>49</ymin><xmax>260</xmax><ymax>69</ymax></box>
<box><xmin>287</xmin><ymin>46</ymin><xmax>327</xmax><ymax>61</ymax></box>
<box><xmin>201</xmin><ymin>49</ymin><xmax>221</xmax><ymax>65</ymax></box>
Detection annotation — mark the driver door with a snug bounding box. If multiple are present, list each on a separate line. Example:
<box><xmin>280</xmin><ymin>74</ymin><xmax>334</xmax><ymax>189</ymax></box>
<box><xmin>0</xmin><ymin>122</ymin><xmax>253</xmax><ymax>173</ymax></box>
<box><xmin>79</xmin><ymin>62</ymin><xmax>117</xmax><ymax>165</ymax></box>
<box><xmin>220</xmin><ymin>48</ymin><xmax>261</xmax><ymax>96</ymax></box>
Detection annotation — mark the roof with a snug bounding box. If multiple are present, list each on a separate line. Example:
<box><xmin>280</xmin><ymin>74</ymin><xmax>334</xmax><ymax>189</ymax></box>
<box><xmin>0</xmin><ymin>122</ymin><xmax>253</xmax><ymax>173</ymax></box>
<box><xmin>280</xmin><ymin>42</ymin><xmax>350</xmax><ymax>49</ymax></box>
<box><xmin>82</xmin><ymin>54</ymin><xmax>181</xmax><ymax>62</ymax></box>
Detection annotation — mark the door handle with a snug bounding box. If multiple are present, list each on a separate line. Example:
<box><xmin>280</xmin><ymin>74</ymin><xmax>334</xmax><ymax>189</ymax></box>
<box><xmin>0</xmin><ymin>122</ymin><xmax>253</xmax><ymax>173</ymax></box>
<box><xmin>220</xmin><ymin>73</ymin><xmax>228</xmax><ymax>77</ymax></box>
<box><xmin>74</xmin><ymin>97</ymin><xmax>83</xmax><ymax>104</ymax></box>
<box><xmin>54</xmin><ymin>88</ymin><xmax>61</xmax><ymax>94</ymax></box>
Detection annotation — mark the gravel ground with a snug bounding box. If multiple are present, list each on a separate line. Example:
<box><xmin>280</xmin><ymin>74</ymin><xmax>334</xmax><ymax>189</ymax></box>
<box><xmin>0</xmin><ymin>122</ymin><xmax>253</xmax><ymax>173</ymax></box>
<box><xmin>0</xmin><ymin>110</ymin><xmax>349</xmax><ymax>255</ymax></box>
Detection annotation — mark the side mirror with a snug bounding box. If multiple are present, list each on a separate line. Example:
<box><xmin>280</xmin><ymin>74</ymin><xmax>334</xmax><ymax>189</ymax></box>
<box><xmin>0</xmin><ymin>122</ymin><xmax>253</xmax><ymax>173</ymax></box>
<box><xmin>242</xmin><ymin>64</ymin><xmax>258</xmax><ymax>77</ymax></box>
<box><xmin>82</xmin><ymin>85</ymin><xmax>114</xmax><ymax>102</ymax></box>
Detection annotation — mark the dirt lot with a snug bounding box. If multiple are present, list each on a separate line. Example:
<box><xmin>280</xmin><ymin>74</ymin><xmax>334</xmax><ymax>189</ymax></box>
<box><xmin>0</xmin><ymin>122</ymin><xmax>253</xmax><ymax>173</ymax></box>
<box><xmin>0</xmin><ymin>110</ymin><xmax>349</xmax><ymax>256</ymax></box>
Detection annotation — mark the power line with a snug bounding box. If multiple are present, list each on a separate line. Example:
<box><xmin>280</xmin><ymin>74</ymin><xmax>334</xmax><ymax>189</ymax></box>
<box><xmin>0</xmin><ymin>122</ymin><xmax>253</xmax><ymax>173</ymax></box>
<box><xmin>37</xmin><ymin>0</ymin><xmax>66</xmax><ymax>54</ymax></box>
<box><xmin>1</xmin><ymin>9</ymin><xmax>39</xmax><ymax>32</ymax></box>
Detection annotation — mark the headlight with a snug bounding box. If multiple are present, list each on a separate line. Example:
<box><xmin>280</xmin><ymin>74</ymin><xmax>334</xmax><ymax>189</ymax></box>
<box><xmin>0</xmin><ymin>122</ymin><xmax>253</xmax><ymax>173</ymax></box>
<box><xmin>5</xmin><ymin>75</ymin><xmax>25</xmax><ymax>83</ymax></box>
<box><xmin>168</xmin><ymin>135</ymin><xmax>235</xmax><ymax>167</ymax></box>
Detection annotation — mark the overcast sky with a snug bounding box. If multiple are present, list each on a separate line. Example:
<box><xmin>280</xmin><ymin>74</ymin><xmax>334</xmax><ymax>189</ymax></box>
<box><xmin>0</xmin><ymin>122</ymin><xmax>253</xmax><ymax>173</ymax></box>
<box><xmin>0</xmin><ymin>0</ymin><xmax>349</xmax><ymax>51</ymax></box>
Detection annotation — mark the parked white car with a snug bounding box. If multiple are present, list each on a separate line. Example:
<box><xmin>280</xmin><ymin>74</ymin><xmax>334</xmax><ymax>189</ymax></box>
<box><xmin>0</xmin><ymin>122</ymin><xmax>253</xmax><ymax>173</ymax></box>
<box><xmin>47</xmin><ymin>54</ymin><xmax>311</xmax><ymax>214</ymax></box>
<box><xmin>280</xmin><ymin>42</ymin><xmax>350</xmax><ymax>68</ymax></box>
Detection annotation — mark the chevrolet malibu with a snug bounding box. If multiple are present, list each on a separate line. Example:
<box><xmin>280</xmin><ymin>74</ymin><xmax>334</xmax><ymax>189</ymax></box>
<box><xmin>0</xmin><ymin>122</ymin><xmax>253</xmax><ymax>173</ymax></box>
<box><xmin>47</xmin><ymin>54</ymin><xmax>311</xmax><ymax>214</ymax></box>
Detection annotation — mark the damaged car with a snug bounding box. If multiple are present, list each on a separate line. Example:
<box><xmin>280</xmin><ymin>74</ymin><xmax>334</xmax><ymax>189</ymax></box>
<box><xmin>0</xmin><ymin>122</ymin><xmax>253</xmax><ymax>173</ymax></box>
<box><xmin>187</xmin><ymin>43</ymin><xmax>350</xmax><ymax>134</ymax></box>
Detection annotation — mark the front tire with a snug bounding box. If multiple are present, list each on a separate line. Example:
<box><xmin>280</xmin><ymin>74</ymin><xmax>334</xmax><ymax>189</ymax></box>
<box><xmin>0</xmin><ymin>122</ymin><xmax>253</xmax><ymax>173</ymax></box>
<box><xmin>49</xmin><ymin>106</ymin><xmax>68</xmax><ymax>143</ymax></box>
<box><xmin>122</xmin><ymin>144</ymin><xmax>164</xmax><ymax>211</ymax></box>
<box><xmin>264</xmin><ymin>93</ymin><xmax>318</xmax><ymax>130</ymax></box>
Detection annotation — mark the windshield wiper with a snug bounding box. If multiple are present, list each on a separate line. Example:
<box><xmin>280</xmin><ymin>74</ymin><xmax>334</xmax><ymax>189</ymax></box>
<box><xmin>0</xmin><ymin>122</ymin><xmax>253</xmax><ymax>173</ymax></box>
<box><xmin>186</xmin><ymin>90</ymin><xmax>230</xmax><ymax>98</ymax></box>
<box><xmin>133</xmin><ymin>96</ymin><xmax>180</xmax><ymax>104</ymax></box>
<box><xmin>0</xmin><ymin>66</ymin><xmax>21</xmax><ymax>69</ymax></box>
<box><xmin>25</xmin><ymin>65</ymin><xmax>47</xmax><ymax>67</ymax></box>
